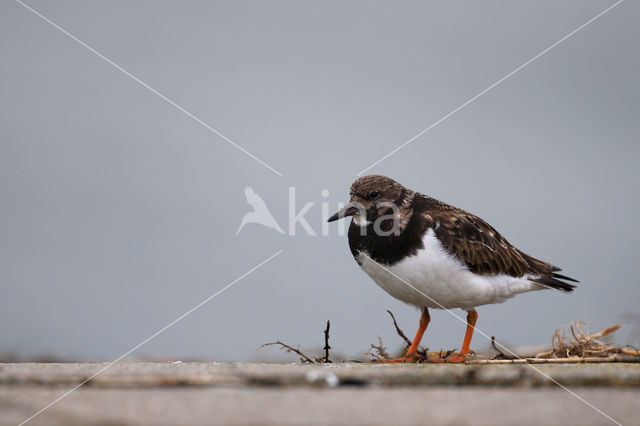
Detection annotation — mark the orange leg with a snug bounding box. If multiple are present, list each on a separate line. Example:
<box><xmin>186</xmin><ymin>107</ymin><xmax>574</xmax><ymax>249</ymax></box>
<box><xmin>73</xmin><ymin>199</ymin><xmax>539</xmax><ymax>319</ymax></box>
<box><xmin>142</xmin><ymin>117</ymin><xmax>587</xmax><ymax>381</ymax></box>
<box><xmin>429</xmin><ymin>309</ymin><xmax>478</xmax><ymax>364</ymax></box>
<box><xmin>376</xmin><ymin>308</ymin><xmax>430</xmax><ymax>363</ymax></box>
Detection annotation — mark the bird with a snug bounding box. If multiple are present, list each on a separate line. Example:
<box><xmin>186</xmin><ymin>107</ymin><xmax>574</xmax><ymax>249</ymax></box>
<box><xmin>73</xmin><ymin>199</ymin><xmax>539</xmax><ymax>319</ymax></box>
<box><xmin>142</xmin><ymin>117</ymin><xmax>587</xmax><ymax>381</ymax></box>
<box><xmin>236</xmin><ymin>186</ymin><xmax>285</xmax><ymax>235</ymax></box>
<box><xmin>327</xmin><ymin>175</ymin><xmax>577</xmax><ymax>363</ymax></box>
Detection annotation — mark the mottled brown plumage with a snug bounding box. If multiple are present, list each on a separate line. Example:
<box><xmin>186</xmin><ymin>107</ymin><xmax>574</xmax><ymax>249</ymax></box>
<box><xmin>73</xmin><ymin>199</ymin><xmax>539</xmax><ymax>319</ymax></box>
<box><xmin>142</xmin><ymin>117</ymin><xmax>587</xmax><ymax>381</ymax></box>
<box><xmin>426</xmin><ymin>210</ymin><xmax>576</xmax><ymax>290</ymax></box>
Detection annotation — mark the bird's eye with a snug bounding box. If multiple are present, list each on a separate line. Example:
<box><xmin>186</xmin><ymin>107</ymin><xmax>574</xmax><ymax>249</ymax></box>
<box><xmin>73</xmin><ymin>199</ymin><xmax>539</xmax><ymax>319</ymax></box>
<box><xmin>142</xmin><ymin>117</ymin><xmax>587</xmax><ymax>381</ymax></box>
<box><xmin>368</xmin><ymin>190</ymin><xmax>380</xmax><ymax>200</ymax></box>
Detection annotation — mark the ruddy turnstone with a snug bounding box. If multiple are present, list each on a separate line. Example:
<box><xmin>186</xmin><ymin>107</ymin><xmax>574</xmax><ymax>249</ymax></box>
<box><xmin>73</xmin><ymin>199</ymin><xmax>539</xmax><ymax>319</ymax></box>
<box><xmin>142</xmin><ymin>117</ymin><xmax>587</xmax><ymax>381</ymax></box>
<box><xmin>328</xmin><ymin>175</ymin><xmax>577</xmax><ymax>363</ymax></box>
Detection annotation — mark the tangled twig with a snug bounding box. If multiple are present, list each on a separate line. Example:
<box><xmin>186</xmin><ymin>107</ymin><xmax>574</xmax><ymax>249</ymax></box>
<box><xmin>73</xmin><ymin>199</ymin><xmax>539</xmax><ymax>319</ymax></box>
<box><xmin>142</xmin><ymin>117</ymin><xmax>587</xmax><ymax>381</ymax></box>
<box><xmin>541</xmin><ymin>322</ymin><xmax>623</xmax><ymax>358</ymax></box>
<box><xmin>366</xmin><ymin>336</ymin><xmax>390</xmax><ymax>361</ymax></box>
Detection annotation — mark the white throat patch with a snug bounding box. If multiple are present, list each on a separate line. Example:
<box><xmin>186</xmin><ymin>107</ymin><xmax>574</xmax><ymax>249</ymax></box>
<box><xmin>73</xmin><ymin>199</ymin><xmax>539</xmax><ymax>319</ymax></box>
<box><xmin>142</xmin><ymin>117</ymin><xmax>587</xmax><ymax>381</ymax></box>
<box><xmin>352</xmin><ymin>215</ymin><xmax>370</xmax><ymax>226</ymax></box>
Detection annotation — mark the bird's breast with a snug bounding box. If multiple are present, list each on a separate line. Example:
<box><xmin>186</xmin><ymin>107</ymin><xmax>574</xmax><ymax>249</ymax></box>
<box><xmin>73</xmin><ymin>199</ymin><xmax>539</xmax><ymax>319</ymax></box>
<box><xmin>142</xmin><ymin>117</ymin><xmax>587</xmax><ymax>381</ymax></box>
<box><xmin>355</xmin><ymin>229</ymin><xmax>539</xmax><ymax>309</ymax></box>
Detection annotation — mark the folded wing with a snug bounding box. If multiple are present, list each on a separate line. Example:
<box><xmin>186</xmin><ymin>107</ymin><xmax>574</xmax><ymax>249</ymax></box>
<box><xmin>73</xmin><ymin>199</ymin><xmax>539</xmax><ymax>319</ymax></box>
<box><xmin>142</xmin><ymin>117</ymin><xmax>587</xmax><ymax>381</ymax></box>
<box><xmin>428</xmin><ymin>210</ymin><xmax>578</xmax><ymax>292</ymax></box>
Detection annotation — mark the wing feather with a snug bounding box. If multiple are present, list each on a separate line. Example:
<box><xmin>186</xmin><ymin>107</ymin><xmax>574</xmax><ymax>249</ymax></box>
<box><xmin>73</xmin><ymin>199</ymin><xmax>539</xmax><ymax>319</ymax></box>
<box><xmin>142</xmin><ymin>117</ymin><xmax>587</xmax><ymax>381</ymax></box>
<box><xmin>427</xmin><ymin>209</ymin><xmax>577</xmax><ymax>291</ymax></box>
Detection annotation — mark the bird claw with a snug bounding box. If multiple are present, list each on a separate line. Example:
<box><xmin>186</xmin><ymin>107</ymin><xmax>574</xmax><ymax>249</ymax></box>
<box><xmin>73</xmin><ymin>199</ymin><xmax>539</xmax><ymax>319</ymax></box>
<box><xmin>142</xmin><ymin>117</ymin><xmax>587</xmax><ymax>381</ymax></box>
<box><xmin>427</xmin><ymin>354</ymin><xmax>468</xmax><ymax>364</ymax></box>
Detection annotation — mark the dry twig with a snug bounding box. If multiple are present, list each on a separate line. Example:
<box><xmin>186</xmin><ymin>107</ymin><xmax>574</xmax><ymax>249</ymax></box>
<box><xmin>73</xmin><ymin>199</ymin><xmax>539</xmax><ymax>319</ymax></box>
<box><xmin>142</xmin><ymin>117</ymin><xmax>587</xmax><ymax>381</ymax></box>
<box><xmin>620</xmin><ymin>346</ymin><xmax>640</xmax><ymax>357</ymax></box>
<box><xmin>366</xmin><ymin>336</ymin><xmax>390</xmax><ymax>361</ymax></box>
<box><xmin>323</xmin><ymin>320</ymin><xmax>331</xmax><ymax>363</ymax></box>
<box><xmin>381</xmin><ymin>310</ymin><xmax>428</xmax><ymax>359</ymax></box>
<box><xmin>466</xmin><ymin>356</ymin><xmax>640</xmax><ymax>364</ymax></box>
<box><xmin>386</xmin><ymin>310</ymin><xmax>412</xmax><ymax>347</ymax></box>
<box><xmin>260</xmin><ymin>320</ymin><xmax>334</xmax><ymax>364</ymax></box>
<box><xmin>260</xmin><ymin>341</ymin><xmax>315</xmax><ymax>363</ymax></box>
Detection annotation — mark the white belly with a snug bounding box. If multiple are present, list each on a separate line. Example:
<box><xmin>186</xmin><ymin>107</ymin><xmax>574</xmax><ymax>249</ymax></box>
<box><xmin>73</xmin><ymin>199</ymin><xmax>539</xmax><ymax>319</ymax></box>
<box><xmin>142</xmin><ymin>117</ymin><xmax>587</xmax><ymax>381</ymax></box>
<box><xmin>356</xmin><ymin>229</ymin><xmax>541</xmax><ymax>310</ymax></box>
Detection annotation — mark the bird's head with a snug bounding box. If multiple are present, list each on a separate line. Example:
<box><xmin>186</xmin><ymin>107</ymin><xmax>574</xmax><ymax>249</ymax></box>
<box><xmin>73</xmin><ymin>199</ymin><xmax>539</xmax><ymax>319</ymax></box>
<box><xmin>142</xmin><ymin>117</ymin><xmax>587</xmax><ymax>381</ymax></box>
<box><xmin>327</xmin><ymin>175</ymin><xmax>406</xmax><ymax>225</ymax></box>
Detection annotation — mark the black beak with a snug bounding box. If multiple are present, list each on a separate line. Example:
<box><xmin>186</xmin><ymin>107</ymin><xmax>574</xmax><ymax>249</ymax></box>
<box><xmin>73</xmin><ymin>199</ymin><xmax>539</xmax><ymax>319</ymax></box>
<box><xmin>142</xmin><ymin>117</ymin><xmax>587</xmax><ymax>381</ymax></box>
<box><xmin>327</xmin><ymin>204</ymin><xmax>360</xmax><ymax>222</ymax></box>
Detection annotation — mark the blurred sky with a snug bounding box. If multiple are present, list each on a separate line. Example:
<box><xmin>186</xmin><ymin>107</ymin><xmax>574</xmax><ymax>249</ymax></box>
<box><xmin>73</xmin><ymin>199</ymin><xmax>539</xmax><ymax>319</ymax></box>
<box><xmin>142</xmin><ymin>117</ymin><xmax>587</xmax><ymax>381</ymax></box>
<box><xmin>1</xmin><ymin>0</ymin><xmax>639</xmax><ymax>361</ymax></box>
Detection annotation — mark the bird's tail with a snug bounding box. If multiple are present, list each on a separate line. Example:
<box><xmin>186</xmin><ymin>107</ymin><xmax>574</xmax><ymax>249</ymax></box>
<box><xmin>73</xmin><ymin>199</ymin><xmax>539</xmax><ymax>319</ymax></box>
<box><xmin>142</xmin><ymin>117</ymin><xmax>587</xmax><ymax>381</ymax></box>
<box><xmin>519</xmin><ymin>251</ymin><xmax>579</xmax><ymax>292</ymax></box>
<box><xmin>532</xmin><ymin>272</ymin><xmax>579</xmax><ymax>292</ymax></box>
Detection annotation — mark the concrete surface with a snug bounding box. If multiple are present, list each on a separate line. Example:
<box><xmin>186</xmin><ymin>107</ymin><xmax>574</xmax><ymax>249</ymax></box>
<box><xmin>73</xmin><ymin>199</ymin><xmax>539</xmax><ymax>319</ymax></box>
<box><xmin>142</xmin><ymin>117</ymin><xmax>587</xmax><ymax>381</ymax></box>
<box><xmin>2</xmin><ymin>362</ymin><xmax>639</xmax><ymax>425</ymax></box>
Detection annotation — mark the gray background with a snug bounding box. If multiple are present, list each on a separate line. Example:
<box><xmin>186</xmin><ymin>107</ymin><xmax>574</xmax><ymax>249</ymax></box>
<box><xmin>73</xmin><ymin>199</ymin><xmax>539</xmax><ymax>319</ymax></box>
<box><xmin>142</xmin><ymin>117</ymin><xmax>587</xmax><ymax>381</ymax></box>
<box><xmin>1</xmin><ymin>0</ymin><xmax>638</xmax><ymax>362</ymax></box>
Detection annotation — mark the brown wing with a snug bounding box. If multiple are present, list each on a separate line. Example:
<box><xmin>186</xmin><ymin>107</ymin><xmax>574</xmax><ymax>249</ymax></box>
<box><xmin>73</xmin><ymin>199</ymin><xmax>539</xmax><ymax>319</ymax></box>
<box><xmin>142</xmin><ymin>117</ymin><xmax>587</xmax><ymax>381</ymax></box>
<box><xmin>427</xmin><ymin>209</ymin><xmax>577</xmax><ymax>291</ymax></box>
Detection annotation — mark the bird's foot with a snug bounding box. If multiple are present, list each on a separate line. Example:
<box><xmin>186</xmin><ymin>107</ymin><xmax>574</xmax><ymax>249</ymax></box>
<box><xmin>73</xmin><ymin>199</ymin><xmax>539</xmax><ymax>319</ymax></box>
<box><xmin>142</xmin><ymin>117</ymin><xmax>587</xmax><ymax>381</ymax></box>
<box><xmin>427</xmin><ymin>354</ymin><xmax>468</xmax><ymax>364</ymax></box>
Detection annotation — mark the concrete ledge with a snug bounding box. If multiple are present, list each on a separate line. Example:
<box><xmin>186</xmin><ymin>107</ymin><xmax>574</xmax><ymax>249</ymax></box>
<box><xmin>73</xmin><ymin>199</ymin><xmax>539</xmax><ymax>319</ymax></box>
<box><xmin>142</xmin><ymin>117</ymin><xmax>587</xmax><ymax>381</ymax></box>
<box><xmin>3</xmin><ymin>363</ymin><xmax>639</xmax><ymax>425</ymax></box>
<box><xmin>2</xmin><ymin>362</ymin><xmax>640</xmax><ymax>388</ymax></box>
